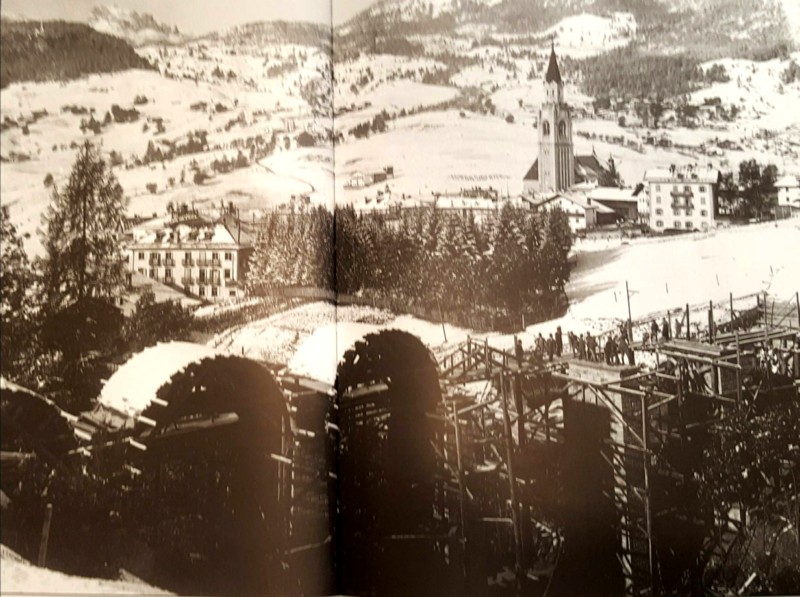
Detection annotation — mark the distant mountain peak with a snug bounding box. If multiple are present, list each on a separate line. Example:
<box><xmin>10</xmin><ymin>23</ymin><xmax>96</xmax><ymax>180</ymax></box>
<box><xmin>88</xmin><ymin>4</ymin><xmax>184</xmax><ymax>46</ymax></box>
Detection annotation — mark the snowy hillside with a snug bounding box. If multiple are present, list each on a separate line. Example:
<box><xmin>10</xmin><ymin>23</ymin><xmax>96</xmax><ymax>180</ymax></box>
<box><xmin>88</xmin><ymin>5</ymin><xmax>184</xmax><ymax>47</ymax></box>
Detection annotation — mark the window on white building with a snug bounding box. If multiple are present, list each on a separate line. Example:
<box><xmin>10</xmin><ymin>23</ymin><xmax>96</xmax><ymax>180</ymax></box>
<box><xmin>656</xmin><ymin>220</ymin><xmax>663</xmax><ymax>227</ymax></box>
<box><xmin>701</xmin><ymin>196</ymin><xmax>706</xmax><ymax>205</ymax></box>
<box><xmin>224</xmin><ymin>269</ymin><xmax>231</xmax><ymax>279</ymax></box>
<box><xmin>199</xmin><ymin>286</ymin><xmax>206</xmax><ymax>297</ymax></box>
<box><xmin>211</xmin><ymin>287</ymin><xmax>218</xmax><ymax>297</ymax></box>
<box><xmin>656</xmin><ymin>209</ymin><xmax>663</xmax><ymax>215</ymax></box>
<box><xmin>674</xmin><ymin>221</ymin><xmax>681</xmax><ymax>228</ymax></box>
<box><xmin>701</xmin><ymin>210</ymin><xmax>708</xmax><ymax>216</ymax></box>
<box><xmin>138</xmin><ymin>252</ymin><xmax>144</xmax><ymax>260</ymax></box>
<box><xmin>225</xmin><ymin>252</ymin><xmax>232</xmax><ymax>261</ymax></box>
<box><xmin>656</xmin><ymin>184</ymin><xmax>661</xmax><ymax>191</ymax></box>
<box><xmin>699</xmin><ymin>186</ymin><xmax>706</xmax><ymax>192</ymax></box>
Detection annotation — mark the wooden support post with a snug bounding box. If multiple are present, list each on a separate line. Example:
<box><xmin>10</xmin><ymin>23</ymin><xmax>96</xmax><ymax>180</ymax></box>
<box><xmin>734</xmin><ymin>331</ymin><xmax>742</xmax><ymax>410</ymax></box>
<box><xmin>452</xmin><ymin>402</ymin><xmax>467</xmax><ymax>543</ymax></box>
<box><xmin>38</xmin><ymin>503</ymin><xmax>53</xmax><ymax>567</ymax></box>
<box><xmin>685</xmin><ymin>303</ymin><xmax>690</xmax><ymax>339</ymax></box>
<box><xmin>640</xmin><ymin>394</ymin><xmax>654</xmax><ymax>588</ymax></box>
<box><xmin>626</xmin><ymin>280</ymin><xmax>633</xmax><ymax>340</ymax></box>
<box><xmin>499</xmin><ymin>372</ymin><xmax>525</xmax><ymax>587</ymax></box>
<box><xmin>795</xmin><ymin>291</ymin><xmax>800</xmax><ymax>329</ymax></box>
<box><xmin>513</xmin><ymin>375</ymin><xmax>525</xmax><ymax>449</ymax></box>
<box><xmin>438</xmin><ymin>298</ymin><xmax>448</xmax><ymax>343</ymax></box>
<box><xmin>709</xmin><ymin>300</ymin><xmax>715</xmax><ymax>342</ymax></box>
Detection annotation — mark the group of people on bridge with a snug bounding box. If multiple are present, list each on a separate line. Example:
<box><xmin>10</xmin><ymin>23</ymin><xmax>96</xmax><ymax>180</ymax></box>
<box><xmin>514</xmin><ymin>324</ymin><xmax>637</xmax><ymax>368</ymax></box>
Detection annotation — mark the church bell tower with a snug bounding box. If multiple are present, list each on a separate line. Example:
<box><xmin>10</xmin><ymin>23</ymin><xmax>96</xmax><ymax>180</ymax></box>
<box><xmin>538</xmin><ymin>42</ymin><xmax>574</xmax><ymax>193</ymax></box>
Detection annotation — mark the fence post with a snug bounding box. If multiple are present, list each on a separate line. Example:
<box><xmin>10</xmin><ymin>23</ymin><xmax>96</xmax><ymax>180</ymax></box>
<box><xmin>38</xmin><ymin>503</ymin><xmax>53</xmax><ymax>567</ymax></box>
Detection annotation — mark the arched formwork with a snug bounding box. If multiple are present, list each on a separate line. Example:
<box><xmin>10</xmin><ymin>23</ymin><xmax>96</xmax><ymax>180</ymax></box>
<box><xmin>0</xmin><ymin>377</ymin><xmax>80</xmax><ymax>477</ymax></box>
<box><xmin>336</xmin><ymin>329</ymin><xmax>449</xmax><ymax>597</ymax></box>
<box><xmin>130</xmin><ymin>355</ymin><xmax>293</xmax><ymax>596</ymax></box>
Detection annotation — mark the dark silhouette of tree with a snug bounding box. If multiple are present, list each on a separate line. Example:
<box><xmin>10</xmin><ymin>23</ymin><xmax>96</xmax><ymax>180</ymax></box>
<box><xmin>125</xmin><ymin>289</ymin><xmax>193</xmax><ymax>352</ymax></box>
<box><xmin>38</xmin><ymin>141</ymin><xmax>127</xmax><ymax>410</ymax></box>
<box><xmin>1</xmin><ymin>207</ymin><xmax>38</xmax><ymax>383</ymax></box>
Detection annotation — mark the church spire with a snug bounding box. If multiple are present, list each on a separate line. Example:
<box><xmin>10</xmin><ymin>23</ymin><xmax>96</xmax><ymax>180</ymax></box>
<box><xmin>545</xmin><ymin>40</ymin><xmax>562</xmax><ymax>84</ymax></box>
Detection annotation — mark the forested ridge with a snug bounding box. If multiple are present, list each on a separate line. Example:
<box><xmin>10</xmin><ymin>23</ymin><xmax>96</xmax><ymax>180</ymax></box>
<box><xmin>0</xmin><ymin>20</ymin><xmax>153</xmax><ymax>89</ymax></box>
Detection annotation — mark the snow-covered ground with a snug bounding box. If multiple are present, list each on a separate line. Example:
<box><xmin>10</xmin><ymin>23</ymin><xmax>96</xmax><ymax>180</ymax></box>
<box><xmin>334</xmin><ymin>109</ymin><xmax>733</xmax><ymax>205</ymax></box>
<box><xmin>0</xmin><ymin>545</ymin><xmax>169</xmax><ymax>595</ymax></box>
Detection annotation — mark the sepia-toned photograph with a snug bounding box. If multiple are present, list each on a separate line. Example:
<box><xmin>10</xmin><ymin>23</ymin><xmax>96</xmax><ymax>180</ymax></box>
<box><xmin>1</xmin><ymin>0</ymin><xmax>799</xmax><ymax>595</ymax></box>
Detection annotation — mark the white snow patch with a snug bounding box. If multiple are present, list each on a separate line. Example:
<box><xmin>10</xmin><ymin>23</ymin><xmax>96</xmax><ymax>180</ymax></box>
<box><xmin>100</xmin><ymin>342</ymin><xmax>218</xmax><ymax>415</ymax></box>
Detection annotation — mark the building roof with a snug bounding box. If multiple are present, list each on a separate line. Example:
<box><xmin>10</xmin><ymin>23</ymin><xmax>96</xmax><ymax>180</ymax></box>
<box><xmin>545</xmin><ymin>43</ymin><xmax>562</xmax><ymax>84</ymax></box>
<box><xmin>644</xmin><ymin>165</ymin><xmax>720</xmax><ymax>184</ymax></box>
<box><xmin>129</xmin><ymin>219</ymin><xmax>249</xmax><ymax>249</ymax></box>
<box><xmin>524</xmin><ymin>154</ymin><xmax>609</xmax><ymax>184</ymax></box>
<box><xmin>529</xmin><ymin>193</ymin><xmax>615</xmax><ymax>214</ymax></box>
<box><xmin>775</xmin><ymin>175</ymin><xmax>800</xmax><ymax>189</ymax></box>
<box><xmin>588</xmin><ymin>186</ymin><xmax>638</xmax><ymax>203</ymax></box>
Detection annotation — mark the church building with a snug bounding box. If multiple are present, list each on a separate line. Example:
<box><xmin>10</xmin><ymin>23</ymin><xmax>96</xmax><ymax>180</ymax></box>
<box><xmin>523</xmin><ymin>43</ymin><xmax>610</xmax><ymax>195</ymax></box>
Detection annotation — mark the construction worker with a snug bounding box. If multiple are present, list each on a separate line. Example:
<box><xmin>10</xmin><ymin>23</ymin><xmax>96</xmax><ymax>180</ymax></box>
<box><xmin>618</xmin><ymin>335</ymin><xmax>629</xmax><ymax>365</ymax></box>
<box><xmin>650</xmin><ymin>319</ymin><xmax>659</xmax><ymax>344</ymax></box>
<box><xmin>585</xmin><ymin>333</ymin><xmax>595</xmax><ymax>361</ymax></box>
<box><xmin>661</xmin><ymin>318</ymin><xmax>671</xmax><ymax>342</ymax></box>
<box><xmin>555</xmin><ymin>326</ymin><xmax>563</xmax><ymax>357</ymax></box>
<box><xmin>604</xmin><ymin>336</ymin><xmax>616</xmax><ymax>365</ymax></box>
<box><xmin>515</xmin><ymin>337</ymin><xmax>524</xmax><ymax>367</ymax></box>
<box><xmin>546</xmin><ymin>334</ymin><xmax>555</xmax><ymax>362</ymax></box>
<box><xmin>578</xmin><ymin>334</ymin><xmax>587</xmax><ymax>360</ymax></box>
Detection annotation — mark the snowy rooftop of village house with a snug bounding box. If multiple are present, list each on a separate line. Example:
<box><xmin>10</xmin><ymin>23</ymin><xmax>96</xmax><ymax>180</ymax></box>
<box><xmin>587</xmin><ymin>186</ymin><xmax>638</xmax><ymax>203</ymax></box>
<box><xmin>128</xmin><ymin>219</ymin><xmax>246</xmax><ymax>248</ymax></box>
<box><xmin>775</xmin><ymin>174</ymin><xmax>800</xmax><ymax>188</ymax></box>
<box><xmin>99</xmin><ymin>342</ymin><xmax>219</xmax><ymax>416</ymax></box>
<box><xmin>527</xmin><ymin>192</ymin><xmax>616</xmax><ymax>214</ymax></box>
<box><xmin>643</xmin><ymin>165</ymin><xmax>721</xmax><ymax>184</ymax></box>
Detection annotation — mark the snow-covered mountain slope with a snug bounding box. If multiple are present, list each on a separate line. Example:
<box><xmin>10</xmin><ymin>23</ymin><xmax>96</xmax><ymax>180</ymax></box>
<box><xmin>89</xmin><ymin>5</ymin><xmax>184</xmax><ymax>46</ymax></box>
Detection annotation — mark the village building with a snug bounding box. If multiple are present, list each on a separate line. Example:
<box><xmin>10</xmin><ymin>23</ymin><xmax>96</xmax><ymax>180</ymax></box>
<box><xmin>126</xmin><ymin>212</ymin><xmax>253</xmax><ymax>301</ymax></box>
<box><xmin>529</xmin><ymin>193</ymin><xmax>616</xmax><ymax>233</ymax></box>
<box><xmin>643</xmin><ymin>165</ymin><xmax>721</xmax><ymax>232</ymax></box>
<box><xmin>775</xmin><ymin>174</ymin><xmax>800</xmax><ymax>219</ymax></box>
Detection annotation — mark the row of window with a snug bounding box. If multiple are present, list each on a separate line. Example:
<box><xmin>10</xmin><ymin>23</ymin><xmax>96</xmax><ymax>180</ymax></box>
<box><xmin>654</xmin><ymin>209</ymin><xmax>708</xmax><ymax>216</ymax></box>
<box><xmin>654</xmin><ymin>195</ymin><xmax>706</xmax><ymax>205</ymax></box>
<box><xmin>654</xmin><ymin>184</ymin><xmax>707</xmax><ymax>192</ymax></box>
<box><xmin>136</xmin><ymin>250</ymin><xmax>234</xmax><ymax>261</ymax></box>
<box><xmin>653</xmin><ymin>221</ymin><xmax>710</xmax><ymax>230</ymax></box>
<box><xmin>147</xmin><ymin>268</ymin><xmax>232</xmax><ymax>281</ymax></box>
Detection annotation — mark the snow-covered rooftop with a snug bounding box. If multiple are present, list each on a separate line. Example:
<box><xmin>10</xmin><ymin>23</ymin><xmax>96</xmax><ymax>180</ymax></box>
<box><xmin>644</xmin><ymin>166</ymin><xmax>720</xmax><ymax>184</ymax></box>
<box><xmin>775</xmin><ymin>175</ymin><xmax>800</xmax><ymax>188</ymax></box>
<box><xmin>588</xmin><ymin>187</ymin><xmax>638</xmax><ymax>203</ymax></box>
<box><xmin>130</xmin><ymin>221</ymin><xmax>244</xmax><ymax>248</ymax></box>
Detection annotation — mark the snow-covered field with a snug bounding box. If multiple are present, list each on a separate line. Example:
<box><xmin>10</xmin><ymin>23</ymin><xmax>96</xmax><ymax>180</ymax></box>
<box><xmin>334</xmin><ymin>109</ymin><xmax>739</xmax><ymax>205</ymax></box>
<box><xmin>1</xmin><ymin>35</ymin><xmax>332</xmax><ymax>256</ymax></box>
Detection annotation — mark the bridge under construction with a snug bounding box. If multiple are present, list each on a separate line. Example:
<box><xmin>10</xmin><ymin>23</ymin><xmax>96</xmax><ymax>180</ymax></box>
<box><xmin>2</xmin><ymin>292</ymin><xmax>799</xmax><ymax>596</ymax></box>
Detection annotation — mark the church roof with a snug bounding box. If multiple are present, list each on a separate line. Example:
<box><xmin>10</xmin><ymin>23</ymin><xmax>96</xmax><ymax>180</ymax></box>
<box><xmin>523</xmin><ymin>159</ymin><xmax>539</xmax><ymax>181</ymax></box>
<box><xmin>523</xmin><ymin>155</ymin><xmax>609</xmax><ymax>183</ymax></box>
<box><xmin>545</xmin><ymin>44</ymin><xmax>562</xmax><ymax>84</ymax></box>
